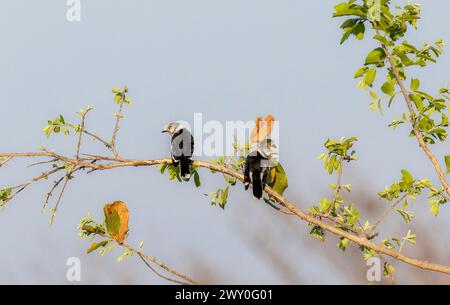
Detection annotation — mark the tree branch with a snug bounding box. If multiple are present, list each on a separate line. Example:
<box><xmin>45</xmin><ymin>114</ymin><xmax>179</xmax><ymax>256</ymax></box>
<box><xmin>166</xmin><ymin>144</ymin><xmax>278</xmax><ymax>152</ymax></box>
<box><xmin>381</xmin><ymin>43</ymin><xmax>450</xmax><ymax>198</ymax></box>
<box><xmin>1</xmin><ymin>151</ymin><xmax>450</xmax><ymax>275</ymax></box>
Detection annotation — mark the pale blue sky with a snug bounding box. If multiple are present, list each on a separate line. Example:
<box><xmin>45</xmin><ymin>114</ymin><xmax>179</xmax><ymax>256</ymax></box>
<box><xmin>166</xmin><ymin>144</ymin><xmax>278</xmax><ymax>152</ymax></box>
<box><xmin>0</xmin><ymin>0</ymin><xmax>449</xmax><ymax>284</ymax></box>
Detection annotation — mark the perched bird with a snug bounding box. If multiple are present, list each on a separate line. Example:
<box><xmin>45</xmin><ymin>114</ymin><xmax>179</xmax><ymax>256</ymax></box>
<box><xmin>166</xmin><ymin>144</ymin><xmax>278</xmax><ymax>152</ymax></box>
<box><xmin>162</xmin><ymin>122</ymin><xmax>194</xmax><ymax>180</ymax></box>
<box><xmin>244</xmin><ymin>139</ymin><xmax>276</xmax><ymax>199</ymax></box>
<box><xmin>245</xmin><ymin>115</ymin><xmax>287</xmax><ymax>200</ymax></box>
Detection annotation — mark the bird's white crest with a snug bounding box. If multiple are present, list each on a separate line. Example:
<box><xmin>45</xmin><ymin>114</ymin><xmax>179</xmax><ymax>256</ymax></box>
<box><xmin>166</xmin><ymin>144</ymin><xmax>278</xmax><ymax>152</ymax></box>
<box><xmin>163</xmin><ymin>122</ymin><xmax>186</xmax><ymax>134</ymax></box>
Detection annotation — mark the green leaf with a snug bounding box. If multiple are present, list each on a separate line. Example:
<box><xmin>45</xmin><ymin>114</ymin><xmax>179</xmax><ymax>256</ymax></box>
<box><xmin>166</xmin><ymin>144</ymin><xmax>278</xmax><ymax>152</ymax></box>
<box><xmin>337</xmin><ymin>238</ymin><xmax>349</xmax><ymax>252</ymax></box>
<box><xmin>364</xmin><ymin>69</ymin><xmax>377</xmax><ymax>86</ymax></box>
<box><xmin>411</xmin><ymin>78</ymin><xmax>420</xmax><ymax>91</ymax></box>
<box><xmin>158</xmin><ymin>163</ymin><xmax>168</xmax><ymax>174</ymax></box>
<box><xmin>369</xmin><ymin>91</ymin><xmax>379</xmax><ymax>100</ymax></box>
<box><xmin>86</xmin><ymin>241</ymin><xmax>109</xmax><ymax>254</ymax></box>
<box><xmin>354</xmin><ymin>67</ymin><xmax>369</xmax><ymax>79</ymax></box>
<box><xmin>396</xmin><ymin>209</ymin><xmax>414</xmax><ymax>224</ymax></box>
<box><xmin>365</xmin><ymin>48</ymin><xmax>386</xmax><ymax>66</ymax></box>
<box><xmin>219</xmin><ymin>186</ymin><xmax>230</xmax><ymax>209</ymax></box>
<box><xmin>429</xmin><ymin>200</ymin><xmax>440</xmax><ymax>216</ymax></box>
<box><xmin>114</xmin><ymin>93</ymin><xmax>123</xmax><ymax>104</ymax></box>
<box><xmin>445</xmin><ymin>155</ymin><xmax>450</xmax><ymax>174</ymax></box>
<box><xmin>0</xmin><ymin>188</ymin><xmax>12</xmax><ymax>207</ymax></box>
<box><xmin>401</xmin><ymin>169</ymin><xmax>414</xmax><ymax>187</ymax></box>
<box><xmin>267</xmin><ymin>162</ymin><xmax>289</xmax><ymax>197</ymax></box>
<box><xmin>328</xmin><ymin>155</ymin><xmax>337</xmax><ymax>174</ymax></box>
<box><xmin>381</xmin><ymin>82</ymin><xmax>395</xmax><ymax>96</ymax></box>
<box><xmin>353</xmin><ymin>22</ymin><xmax>365</xmax><ymax>41</ymax></box>
<box><xmin>193</xmin><ymin>171</ymin><xmax>201</xmax><ymax>188</ymax></box>
<box><xmin>332</xmin><ymin>3</ymin><xmax>366</xmax><ymax>18</ymax></box>
<box><xmin>373</xmin><ymin>34</ymin><xmax>389</xmax><ymax>46</ymax></box>
<box><xmin>319</xmin><ymin>197</ymin><xmax>332</xmax><ymax>212</ymax></box>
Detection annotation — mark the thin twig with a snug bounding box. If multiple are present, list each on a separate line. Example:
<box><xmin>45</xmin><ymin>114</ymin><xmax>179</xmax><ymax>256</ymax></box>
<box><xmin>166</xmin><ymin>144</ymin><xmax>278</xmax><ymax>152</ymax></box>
<box><xmin>110</xmin><ymin>99</ymin><xmax>125</xmax><ymax>157</ymax></box>
<box><xmin>43</xmin><ymin>176</ymin><xmax>65</xmax><ymax>212</ymax></box>
<box><xmin>27</xmin><ymin>159</ymin><xmax>58</xmax><ymax>168</ymax></box>
<box><xmin>325</xmin><ymin>159</ymin><xmax>344</xmax><ymax>216</ymax></box>
<box><xmin>0</xmin><ymin>156</ymin><xmax>13</xmax><ymax>167</ymax></box>
<box><xmin>136</xmin><ymin>253</ymin><xmax>191</xmax><ymax>285</ymax></box>
<box><xmin>123</xmin><ymin>244</ymin><xmax>196</xmax><ymax>285</ymax></box>
<box><xmin>76</xmin><ymin>108</ymin><xmax>92</xmax><ymax>159</ymax></box>
<box><xmin>50</xmin><ymin>169</ymin><xmax>75</xmax><ymax>224</ymax></box>
<box><xmin>373</xmin><ymin>193</ymin><xmax>410</xmax><ymax>230</ymax></box>
<box><xmin>83</xmin><ymin>130</ymin><xmax>112</xmax><ymax>149</ymax></box>
<box><xmin>9</xmin><ymin>167</ymin><xmax>64</xmax><ymax>201</ymax></box>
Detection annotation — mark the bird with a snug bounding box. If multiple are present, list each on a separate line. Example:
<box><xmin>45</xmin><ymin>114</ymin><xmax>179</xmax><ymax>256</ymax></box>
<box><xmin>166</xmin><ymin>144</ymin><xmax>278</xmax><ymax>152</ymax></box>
<box><xmin>245</xmin><ymin>115</ymin><xmax>280</xmax><ymax>199</ymax></box>
<box><xmin>244</xmin><ymin>138</ymin><xmax>277</xmax><ymax>199</ymax></box>
<box><xmin>162</xmin><ymin>122</ymin><xmax>194</xmax><ymax>181</ymax></box>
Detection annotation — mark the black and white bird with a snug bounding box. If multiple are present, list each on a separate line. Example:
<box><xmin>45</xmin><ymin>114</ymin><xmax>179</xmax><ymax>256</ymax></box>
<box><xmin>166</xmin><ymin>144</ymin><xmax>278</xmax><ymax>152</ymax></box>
<box><xmin>244</xmin><ymin>139</ymin><xmax>277</xmax><ymax>199</ymax></box>
<box><xmin>162</xmin><ymin>122</ymin><xmax>195</xmax><ymax>181</ymax></box>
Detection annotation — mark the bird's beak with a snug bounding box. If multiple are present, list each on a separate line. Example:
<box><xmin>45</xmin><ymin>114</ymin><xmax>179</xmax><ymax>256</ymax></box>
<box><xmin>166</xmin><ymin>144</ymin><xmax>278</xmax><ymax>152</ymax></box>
<box><xmin>162</xmin><ymin>124</ymin><xmax>170</xmax><ymax>133</ymax></box>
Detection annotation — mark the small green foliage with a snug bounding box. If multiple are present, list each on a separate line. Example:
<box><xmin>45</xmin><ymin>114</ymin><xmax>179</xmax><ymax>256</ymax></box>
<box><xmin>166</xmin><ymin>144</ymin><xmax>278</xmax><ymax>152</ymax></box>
<box><xmin>310</xmin><ymin>137</ymin><xmax>366</xmax><ymax>239</ymax></box>
<box><xmin>318</xmin><ymin>137</ymin><xmax>357</xmax><ymax>175</ymax></box>
<box><xmin>87</xmin><ymin>241</ymin><xmax>109</xmax><ymax>254</ymax></box>
<box><xmin>205</xmin><ymin>186</ymin><xmax>230</xmax><ymax>210</ymax></box>
<box><xmin>381</xmin><ymin>81</ymin><xmax>395</xmax><ymax>96</ymax></box>
<box><xmin>117</xmin><ymin>249</ymin><xmax>133</xmax><ymax>263</ymax></box>
<box><xmin>158</xmin><ymin>163</ymin><xmax>168</xmax><ymax>175</ymax></box>
<box><xmin>43</xmin><ymin>105</ymin><xmax>95</xmax><ymax>138</ymax></box>
<box><xmin>341</xmin><ymin>205</ymin><xmax>360</xmax><ymax>225</ymax></box>
<box><xmin>0</xmin><ymin>188</ymin><xmax>12</xmax><ymax>208</ymax></box>
<box><xmin>334</xmin><ymin>0</ymin><xmax>449</xmax><ymax>151</ymax></box>
<box><xmin>361</xmin><ymin>247</ymin><xmax>377</xmax><ymax>261</ymax></box>
<box><xmin>396</xmin><ymin>209</ymin><xmax>414</xmax><ymax>224</ymax></box>
<box><xmin>310</xmin><ymin>225</ymin><xmax>325</xmax><ymax>242</ymax></box>
<box><xmin>405</xmin><ymin>230</ymin><xmax>416</xmax><ymax>245</ymax></box>
<box><xmin>429</xmin><ymin>201</ymin><xmax>439</xmax><ymax>216</ymax></box>
<box><xmin>379</xmin><ymin>171</ymin><xmax>448</xmax><ymax>217</ymax></box>
<box><xmin>43</xmin><ymin>115</ymin><xmax>73</xmax><ymax>137</ymax></box>
<box><xmin>192</xmin><ymin>169</ymin><xmax>201</xmax><ymax>188</ymax></box>
<box><xmin>339</xmin><ymin>18</ymin><xmax>366</xmax><ymax>44</ymax></box>
<box><xmin>112</xmin><ymin>86</ymin><xmax>132</xmax><ymax>105</ymax></box>
<box><xmin>78</xmin><ymin>212</ymin><xmax>106</xmax><ymax>240</ymax></box>
<box><xmin>381</xmin><ymin>239</ymin><xmax>394</xmax><ymax>249</ymax></box>
<box><xmin>445</xmin><ymin>155</ymin><xmax>450</xmax><ymax>174</ymax></box>
<box><xmin>378</xmin><ymin>170</ymin><xmax>417</xmax><ymax>201</ymax></box>
<box><xmin>365</xmin><ymin>48</ymin><xmax>386</xmax><ymax>66</ymax></box>
<box><xmin>168</xmin><ymin>165</ymin><xmax>182</xmax><ymax>182</ymax></box>
<box><xmin>318</xmin><ymin>197</ymin><xmax>332</xmax><ymax>213</ymax></box>
<box><xmin>337</xmin><ymin>237</ymin><xmax>350</xmax><ymax>252</ymax></box>
<box><xmin>267</xmin><ymin>162</ymin><xmax>288</xmax><ymax>197</ymax></box>
<box><xmin>159</xmin><ymin>163</ymin><xmax>201</xmax><ymax>185</ymax></box>
<box><xmin>384</xmin><ymin>262</ymin><xmax>395</xmax><ymax>281</ymax></box>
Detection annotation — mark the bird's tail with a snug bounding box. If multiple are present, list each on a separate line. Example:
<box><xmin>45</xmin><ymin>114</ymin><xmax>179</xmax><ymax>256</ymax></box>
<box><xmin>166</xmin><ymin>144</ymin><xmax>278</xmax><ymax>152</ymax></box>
<box><xmin>252</xmin><ymin>170</ymin><xmax>263</xmax><ymax>199</ymax></box>
<box><xmin>180</xmin><ymin>158</ymin><xmax>191</xmax><ymax>181</ymax></box>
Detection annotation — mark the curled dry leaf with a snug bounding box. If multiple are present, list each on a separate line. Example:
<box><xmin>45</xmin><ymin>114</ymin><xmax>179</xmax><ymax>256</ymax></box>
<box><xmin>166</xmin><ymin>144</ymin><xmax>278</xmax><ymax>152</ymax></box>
<box><xmin>104</xmin><ymin>201</ymin><xmax>129</xmax><ymax>244</ymax></box>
